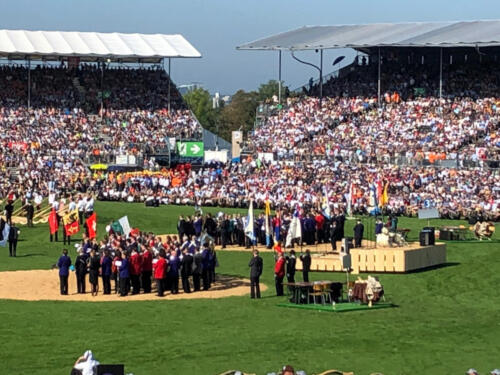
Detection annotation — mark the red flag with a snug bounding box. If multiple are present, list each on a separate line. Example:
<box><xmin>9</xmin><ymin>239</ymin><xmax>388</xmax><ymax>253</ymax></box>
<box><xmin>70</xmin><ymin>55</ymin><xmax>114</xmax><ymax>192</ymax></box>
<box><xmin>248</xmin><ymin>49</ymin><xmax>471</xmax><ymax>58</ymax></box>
<box><xmin>86</xmin><ymin>212</ymin><xmax>97</xmax><ymax>239</ymax></box>
<box><xmin>65</xmin><ymin>221</ymin><xmax>80</xmax><ymax>237</ymax></box>
<box><xmin>48</xmin><ymin>209</ymin><xmax>59</xmax><ymax>235</ymax></box>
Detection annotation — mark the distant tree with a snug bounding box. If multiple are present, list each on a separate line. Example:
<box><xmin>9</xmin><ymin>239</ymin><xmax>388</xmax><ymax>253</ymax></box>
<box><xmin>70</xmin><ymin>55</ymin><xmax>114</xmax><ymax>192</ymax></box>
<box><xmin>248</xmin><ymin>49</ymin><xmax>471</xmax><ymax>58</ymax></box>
<box><xmin>183</xmin><ymin>88</ymin><xmax>216</xmax><ymax>133</ymax></box>
<box><xmin>257</xmin><ymin>79</ymin><xmax>289</xmax><ymax>102</ymax></box>
<box><xmin>219</xmin><ymin>90</ymin><xmax>259</xmax><ymax>140</ymax></box>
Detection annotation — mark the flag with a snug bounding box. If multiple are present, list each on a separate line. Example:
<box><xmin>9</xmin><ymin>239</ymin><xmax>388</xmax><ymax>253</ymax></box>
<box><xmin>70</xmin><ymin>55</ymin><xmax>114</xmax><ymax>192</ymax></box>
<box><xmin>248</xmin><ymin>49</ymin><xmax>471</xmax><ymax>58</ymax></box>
<box><xmin>86</xmin><ymin>212</ymin><xmax>97</xmax><ymax>239</ymax></box>
<box><xmin>0</xmin><ymin>220</ymin><xmax>10</xmax><ymax>247</ymax></box>
<box><xmin>376</xmin><ymin>180</ymin><xmax>384</xmax><ymax>207</ymax></box>
<box><xmin>111</xmin><ymin>216</ymin><xmax>131</xmax><ymax>237</ymax></box>
<box><xmin>285</xmin><ymin>206</ymin><xmax>302</xmax><ymax>247</ymax></box>
<box><xmin>265</xmin><ymin>199</ymin><xmax>271</xmax><ymax>247</ymax></box>
<box><xmin>48</xmin><ymin>208</ymin><xmax>59</xmax><ymax>235</ymax></box>
<box><xmin>63</xmin><ymin>209</ymin><xmax>80</xmax><ymax>237</ymax></box>
<box><xmin>321</xmin><ymin>191</ymin><xmax>331</xmax><ymax>220</ymax></box>
<box><xmin>380</xmin><ymin>182</ymin><xmax>389</xmax><ymax>207</ymax></box>
<box><xmin>347</xmin><ymin>182</ymin><xmax>355</xmax><ymax>217</ymax></box>
<box><xmin>244</xmin><ymin>201</ymin><xmax>256</xmax><ymax>243</ymax></box>
<box><xmin>368</xmin><ymin>183</ymin><xmax>381</xmax><ymax>216</ymax></box>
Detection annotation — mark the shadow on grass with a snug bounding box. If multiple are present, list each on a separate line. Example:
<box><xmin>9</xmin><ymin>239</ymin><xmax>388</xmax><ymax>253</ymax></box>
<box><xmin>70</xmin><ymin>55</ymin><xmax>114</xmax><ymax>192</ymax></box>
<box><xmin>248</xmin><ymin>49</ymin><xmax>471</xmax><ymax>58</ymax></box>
<box><xmin>15</xmin><ymin>253</ymin><xmax>46</xmax><ymax>258</ymax></box>
<box><xmin>210</xmin><ymin>274</ymin><xmax>250</xmax><ymax>291</ymax></box>
<box><xmin>407</xmin><ymin>262</ymin><xmax>460</xmax><ymax>274</ymax></box>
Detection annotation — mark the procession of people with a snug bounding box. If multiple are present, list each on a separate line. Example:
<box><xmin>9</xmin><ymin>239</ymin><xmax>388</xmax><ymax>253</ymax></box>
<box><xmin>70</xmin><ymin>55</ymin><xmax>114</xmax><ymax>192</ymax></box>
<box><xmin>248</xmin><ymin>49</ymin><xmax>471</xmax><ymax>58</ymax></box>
<box><xmin>55</xmin><ymin>228</ymin><xmax>218</xmax><ymax>298</ymax></box>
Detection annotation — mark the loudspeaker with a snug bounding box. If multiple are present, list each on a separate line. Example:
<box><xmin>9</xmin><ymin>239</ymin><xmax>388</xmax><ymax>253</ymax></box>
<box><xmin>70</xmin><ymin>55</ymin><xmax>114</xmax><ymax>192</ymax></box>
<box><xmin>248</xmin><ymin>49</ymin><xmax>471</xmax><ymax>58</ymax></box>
<box><xmin>420</xmin><ymin>227</ymin><xmax>435</xmax><ymax>246</ymax></box>
<box><xmin>97</xmin><ymin>364</ymin><xmax>124</xmax><ymax>375</ymax></box>
<box><xmin>341</xmin><ymin>253</ymin><xmax>351</xmax><ymax>270</ymax></box>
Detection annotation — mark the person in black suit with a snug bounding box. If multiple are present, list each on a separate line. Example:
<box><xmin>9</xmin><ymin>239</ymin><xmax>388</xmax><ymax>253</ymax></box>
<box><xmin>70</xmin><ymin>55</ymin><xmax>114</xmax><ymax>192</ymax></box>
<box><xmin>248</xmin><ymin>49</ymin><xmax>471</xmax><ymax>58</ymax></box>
<box><xmin>75</xmin><ymin>249</ymin><xmax>88</xmax><ymax>294</ymax></box>
<box><xmin>177</xmin><ymin>215</ymin><xmax>186</xmax><ymax>240</ymax></box>
<box><xmin>353</xmin><ymin>219</ymin><xmax>364</xmax><ymax>248</ymax></box>
<box><xmin>300</xmin><ymin>249</ymin><xmax>311</xmax><ymax>282</ymax></box>
<box><xmin>24</xmin><ymin>201</ymin><xmax>34</xmax><ymax>227</ymax></box>
<box><xmin>4</xmin><ymin>200</ymin><xmax>14</xmax><ymax>224</ymax></box>
<box><xmin>8</xmin><ymin>224</ymin><xmax>19</xmax><ymax>257</ymax></box>
<box><xmin>286</xmin><ymin>250</ymin><xmax>296</xmax><ymax>284</ymax></box>
<box><xmin>180</xmin><ymin>248</ymin><xmax>193</xmax><ymax>293</ymax></box>
<box><xmin>192</xmin><ymin>248</ymin><xmax>203</xmax><ymax>291</ymax></box>
<box><xmin>248</xmin><ymin>250</ymin><xmax>263</xmax><ymax>298</ymax></box>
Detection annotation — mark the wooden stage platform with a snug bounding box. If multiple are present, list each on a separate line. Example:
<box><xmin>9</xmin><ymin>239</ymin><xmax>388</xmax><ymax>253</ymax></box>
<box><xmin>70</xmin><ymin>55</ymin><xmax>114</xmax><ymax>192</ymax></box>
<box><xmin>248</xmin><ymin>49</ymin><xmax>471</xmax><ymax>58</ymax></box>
<box><xmin>295</xmin><ymin>242</ymin><xmax>447</xmax><ymax>274</ymax></box>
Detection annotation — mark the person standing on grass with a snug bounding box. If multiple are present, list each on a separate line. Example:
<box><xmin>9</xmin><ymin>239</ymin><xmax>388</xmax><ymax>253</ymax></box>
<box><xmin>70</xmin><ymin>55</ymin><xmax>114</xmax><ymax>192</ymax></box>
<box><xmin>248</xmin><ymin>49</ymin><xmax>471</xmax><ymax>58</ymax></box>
<box><xmin>57</xmin><ymin>249</ymin><xmax>71</xmax><ymax>295</ymax></box>
<box><xmin>112</xmin><ymin>249</ymin><xmax>121</xmax><ymax>294</ymax></box>
<box><xmin>274</xmin><ymin>251</ymin><xmax>286</xmax><ymax>296</ymax></box>
<box><xmin>192</xmin><ymin>247</ymin><xmax>203</xmax><ymax>291</ymax></box>
<box><xmin>87</xmin><ymin>248</ymin><xmax>100</xmax><ymax>297</ymax></box>
<box><xmin>167</xmin><ymin>249</ymin><xmax>180</xmax><ymax>294</ymax></box>
<box><xmin>286</xmin><ymin>250</ymin><xmax>296</xmax><ymax>284</ymax></box>
<box><xmin>8</xmin><ymin>224</ymin><xmax>19</xmax><ymax>257</ymax></box>
<box><xmin>180</xmin><ymin>247</ymin><xmax>193</xmax><ymax>293</ymax></box>
<box><xmin>75</xmin><ymin>248</ymin><xmax>88</xmax><ymax>294</ymax></box>
<box><xmin>153</xmin><ymin>249</ymin><xmax>167</xmax><ymax>297</ymax></box>
<box><xmin>129</xmin><ymin>248</ymin><xmax>142</xmax><ymax>295</ymax></box>
<box><xmin>141</xmin><ymin>246</ymin><xmax>153</xmax><ymax>293</ymax></box>
<box><xmin>300</xmin><ymin>249</ymin><xmax>311</xmax><ymax>282</ymax></box>
<box><xmin>201</xmin><ymin>242</ymin><xmax>211</xmax><ymax>290</ymax></box>
<box><xmin>353</xmin><ymin>219</ymin><xmax>364</xmax><ymax>248</ymax></box>
<box><xmin>248</xmin><ymin>249</ymin><xmax>263</xmax><ymax>299</ymax></box>
<box><xmin>119</xmin><ymin>251</ymin><xmax>130</xmax><ymax>297</ymax></box>
<box><xmin>101</xmin><ymin>249</ymin><xmax>112</xmax><ymax>295</ymax></box>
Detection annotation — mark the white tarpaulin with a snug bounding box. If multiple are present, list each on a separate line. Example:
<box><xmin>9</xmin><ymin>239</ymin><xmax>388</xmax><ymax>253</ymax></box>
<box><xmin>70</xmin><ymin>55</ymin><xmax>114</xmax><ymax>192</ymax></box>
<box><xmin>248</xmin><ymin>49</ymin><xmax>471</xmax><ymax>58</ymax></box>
<box><xmin>0</xmin><ymin>30</ymin><xmax>201</xmax><ymax>61</ymax></box>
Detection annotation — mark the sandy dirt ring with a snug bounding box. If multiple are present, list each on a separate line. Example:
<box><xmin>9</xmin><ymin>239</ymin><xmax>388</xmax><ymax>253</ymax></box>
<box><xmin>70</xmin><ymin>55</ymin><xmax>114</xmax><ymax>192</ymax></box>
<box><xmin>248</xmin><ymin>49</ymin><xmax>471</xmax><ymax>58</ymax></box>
<box><xmin>0</xmin><ymin>269</ymin><xmax>266</xmax><ymax>302</ymax></box>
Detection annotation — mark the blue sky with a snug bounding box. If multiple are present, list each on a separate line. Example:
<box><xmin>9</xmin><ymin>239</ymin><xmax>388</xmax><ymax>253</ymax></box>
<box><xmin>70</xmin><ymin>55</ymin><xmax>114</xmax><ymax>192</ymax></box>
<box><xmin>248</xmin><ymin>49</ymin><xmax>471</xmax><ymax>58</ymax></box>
<box><xmin>1</xmin><ymin>0</ymin><xmax>499</xmax><ymax>94</ymax></box>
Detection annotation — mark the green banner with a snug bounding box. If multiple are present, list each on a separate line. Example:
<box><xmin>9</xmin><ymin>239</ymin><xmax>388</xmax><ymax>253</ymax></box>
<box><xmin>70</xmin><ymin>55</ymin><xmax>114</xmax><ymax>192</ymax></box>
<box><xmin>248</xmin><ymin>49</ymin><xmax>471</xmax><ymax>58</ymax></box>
<box><xmin>176</xmin><ymin>141</ymin><xmax>204</xmax><ymax>157</ymax></box>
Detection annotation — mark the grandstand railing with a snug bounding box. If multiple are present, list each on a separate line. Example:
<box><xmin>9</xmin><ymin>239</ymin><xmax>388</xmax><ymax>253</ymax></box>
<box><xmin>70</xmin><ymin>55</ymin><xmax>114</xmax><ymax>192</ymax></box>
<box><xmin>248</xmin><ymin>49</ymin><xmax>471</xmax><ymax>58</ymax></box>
<box><xmin>262</xmin><ymin>151</ymin><xmax>499</xmax><ymax>170</ymax></box>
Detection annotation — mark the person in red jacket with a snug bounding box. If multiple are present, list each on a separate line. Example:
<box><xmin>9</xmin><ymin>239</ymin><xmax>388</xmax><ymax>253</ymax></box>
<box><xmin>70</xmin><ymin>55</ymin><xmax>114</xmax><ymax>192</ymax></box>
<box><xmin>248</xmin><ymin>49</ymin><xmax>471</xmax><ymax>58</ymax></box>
<box><xmin>141</xmin><ymin>247</ymin><xmax>153</xmax><ymax>293</ymax></box>
<box><xmin>274</xmin><ymin>252</ymin><xmax>286</xmax><ymax>296</ymax></box>
<box><xmin>129</xmin><ymin>249</ymin><xmax>143</xmax><ymax>295</ymax></box>
<box><xmin>153</xmin><ymin>249</ymin><xmax>168</xmax><ymax>297</ymax></box>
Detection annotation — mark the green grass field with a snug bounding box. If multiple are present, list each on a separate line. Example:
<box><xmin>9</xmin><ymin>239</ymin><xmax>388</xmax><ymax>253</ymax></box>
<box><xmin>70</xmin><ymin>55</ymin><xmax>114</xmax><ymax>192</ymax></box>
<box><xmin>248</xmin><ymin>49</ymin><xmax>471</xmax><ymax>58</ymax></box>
<box><xmin>0</xmin><ymin>202</ymin><xmax>499</xmax><ymax>375</ymax></box>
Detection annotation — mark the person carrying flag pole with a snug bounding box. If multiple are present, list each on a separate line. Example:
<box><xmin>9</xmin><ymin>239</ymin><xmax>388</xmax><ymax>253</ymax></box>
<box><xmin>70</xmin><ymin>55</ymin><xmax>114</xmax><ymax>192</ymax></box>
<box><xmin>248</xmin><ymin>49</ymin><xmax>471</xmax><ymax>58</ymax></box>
<box><xmin>264</xmin><ymin>198</ymin><xmax>272</xmax><ymax>249</ymax></box>
<box><xmin>244</xmin><ymin>199</ymin><xmax>256</xmax><ymax>250</ymax></box>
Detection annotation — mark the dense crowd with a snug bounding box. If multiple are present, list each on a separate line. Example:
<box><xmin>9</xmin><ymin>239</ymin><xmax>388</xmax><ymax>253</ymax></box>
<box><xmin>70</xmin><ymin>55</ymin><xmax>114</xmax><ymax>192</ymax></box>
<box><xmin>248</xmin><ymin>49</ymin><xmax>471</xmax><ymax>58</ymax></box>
<box><xmin>1</xmin><ymin>60</ymin><xmax>499</xmax><ymax>222</ymax></box>
<box><xmin>0</xmin><ymin>64</ymin><xmax>202</xmax><ymax>200</ymax></box>
<box><xmin>249</xmin><ymin>96</ymin><xmax>499</xmax><ymax>162</ymax></box>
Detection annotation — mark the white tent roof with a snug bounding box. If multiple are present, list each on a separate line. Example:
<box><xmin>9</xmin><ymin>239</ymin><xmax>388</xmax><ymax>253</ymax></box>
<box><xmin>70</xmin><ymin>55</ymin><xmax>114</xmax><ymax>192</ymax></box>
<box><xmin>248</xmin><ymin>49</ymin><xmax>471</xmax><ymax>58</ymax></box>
<box><xmin>0</xmin><ymin>30</ymin><xmax>201</xmax><ymax>62</ymax></box>
<box><xmin>237</xmin><ymin>20</ymin><xmax>500</xmax><ymax>51</ymax></box>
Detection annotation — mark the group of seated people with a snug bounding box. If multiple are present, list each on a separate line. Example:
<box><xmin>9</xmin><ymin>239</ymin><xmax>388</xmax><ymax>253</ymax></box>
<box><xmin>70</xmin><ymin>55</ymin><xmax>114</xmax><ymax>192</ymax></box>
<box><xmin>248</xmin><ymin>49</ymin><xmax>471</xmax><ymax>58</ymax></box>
<box><xmin>57</xmin><ymin>227</ymin><xmax>218</xmax><ymax>297</ymax></box>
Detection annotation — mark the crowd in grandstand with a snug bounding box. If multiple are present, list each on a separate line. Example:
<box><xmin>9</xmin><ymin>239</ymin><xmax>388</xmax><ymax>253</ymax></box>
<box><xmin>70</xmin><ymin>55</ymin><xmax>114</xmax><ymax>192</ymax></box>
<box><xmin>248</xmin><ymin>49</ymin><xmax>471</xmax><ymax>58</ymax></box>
<box><xmin>0</xmin><ymin>58</ymin><xmax>499</xmax><ymax>222</ymax></box>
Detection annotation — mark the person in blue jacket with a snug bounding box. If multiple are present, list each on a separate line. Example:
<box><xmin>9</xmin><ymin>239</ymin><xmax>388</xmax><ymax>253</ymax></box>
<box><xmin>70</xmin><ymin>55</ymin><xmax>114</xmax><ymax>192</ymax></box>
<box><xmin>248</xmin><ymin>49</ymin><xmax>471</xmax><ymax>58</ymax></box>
<box><xmin>119</xmin><ymin>251</ymin><xmax>130</xmax><ymax>297</ymax></box>
<box><xmin>57</xmin><ymin>249</ymin><xmax>72</xmax><ymax>295</ymax></box>
<box><xmin>167</xmin><ymin>250</ymin><xmax>180</xmax><ymax>294</ymax></box>
<box><xmin>201</xmin><ymin>243</ymin><xmax>211</xmax><ymax>290</ymax></box>
<box><xmin>101</xmin><ymin>250</ymin><xmax>112</xmax><ymax>295</ymax></box>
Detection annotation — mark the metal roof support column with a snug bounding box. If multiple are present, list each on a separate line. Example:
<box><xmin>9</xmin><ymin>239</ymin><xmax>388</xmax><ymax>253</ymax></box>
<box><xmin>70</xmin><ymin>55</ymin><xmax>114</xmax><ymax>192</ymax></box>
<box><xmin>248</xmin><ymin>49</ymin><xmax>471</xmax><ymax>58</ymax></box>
<box><xmin>27</xmin><ymin>57</ymin><xmax>31</xmax><ymax>108</ymax></box>
<box><xmin>278</xmin><ymin>50</ymin><xmax>282</xmax><ymax>104</ymax></box>
<box><xmin>320</xmin><ymin>49</ymin><xmax>323</xmax><ymax>103</ymax></box>
<box><xmin>168</xmin><ymin>57</ymin><xmax>172</xmax><ymax>113</ymax></box>
<box><xmin>439</xmin><ymin>47</ymin><xmax>443</xmax><ymax>99</ymax></box>
<box><xmin>377</xmin><ymin>47</ymin><xmax>381</xmax><ymax>107</ymax></box>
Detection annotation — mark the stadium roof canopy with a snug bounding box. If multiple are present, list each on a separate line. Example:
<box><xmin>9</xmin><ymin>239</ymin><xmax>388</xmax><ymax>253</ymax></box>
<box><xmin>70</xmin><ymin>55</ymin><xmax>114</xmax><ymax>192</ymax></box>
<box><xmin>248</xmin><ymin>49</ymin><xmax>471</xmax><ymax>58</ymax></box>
<box><xmin>0</xmin><ymin>29</ymin><xmax>201</xmax><ymax>63</ymax></box>
<box><xmin>236</xmin><ymin>20</ymin><xmax>500</xmax><ymax>51</ymax></box>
